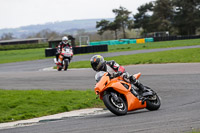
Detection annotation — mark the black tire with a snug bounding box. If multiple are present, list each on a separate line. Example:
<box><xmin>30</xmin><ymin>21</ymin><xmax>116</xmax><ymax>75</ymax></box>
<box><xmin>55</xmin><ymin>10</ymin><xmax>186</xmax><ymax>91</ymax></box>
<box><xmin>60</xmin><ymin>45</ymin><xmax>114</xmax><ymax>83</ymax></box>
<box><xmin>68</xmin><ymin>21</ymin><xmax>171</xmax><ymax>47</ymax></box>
<box><xmin>57</xmin><ymin>65</ymin><xmax>62</xmax><ymax>71</ymax></box>
<box><xmin>63</xmin><ymin>59</ymin><xmax>69</xmax><ymax>71</ymax></box>
<box><xmin>146</xmin><ymin>93</ymin><xmax>161</xmax><ymax>111</ymax></box>
<box><xmin>103</xmin><ymin>92</ymin><xmax>127</xmax><ymax>116</ymax></box>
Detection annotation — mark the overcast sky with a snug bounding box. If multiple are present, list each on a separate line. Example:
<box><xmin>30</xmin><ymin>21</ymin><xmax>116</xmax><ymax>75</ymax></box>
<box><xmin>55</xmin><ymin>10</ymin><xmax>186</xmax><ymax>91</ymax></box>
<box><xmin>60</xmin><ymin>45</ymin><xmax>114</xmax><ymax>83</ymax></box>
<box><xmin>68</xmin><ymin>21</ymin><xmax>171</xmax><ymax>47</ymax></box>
<box><xmin>0</xmin><ymin>0</ymin><xmax>152</xmax><ymax>29</ymax></box>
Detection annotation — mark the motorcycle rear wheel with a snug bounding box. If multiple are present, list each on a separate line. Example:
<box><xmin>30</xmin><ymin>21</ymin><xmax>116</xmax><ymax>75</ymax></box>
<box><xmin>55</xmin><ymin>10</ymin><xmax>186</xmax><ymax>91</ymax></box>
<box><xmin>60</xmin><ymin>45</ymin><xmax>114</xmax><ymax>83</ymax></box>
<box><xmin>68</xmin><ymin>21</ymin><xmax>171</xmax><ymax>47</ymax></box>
<box><xmin>146</xmin><ymin>93</ymin><xmax>161</xmax><ymax>111</ymax></box>
<box><xmin>103</xmin><ymin>92</ymin><xmax>127</xmax><ymax>116</ymax></box>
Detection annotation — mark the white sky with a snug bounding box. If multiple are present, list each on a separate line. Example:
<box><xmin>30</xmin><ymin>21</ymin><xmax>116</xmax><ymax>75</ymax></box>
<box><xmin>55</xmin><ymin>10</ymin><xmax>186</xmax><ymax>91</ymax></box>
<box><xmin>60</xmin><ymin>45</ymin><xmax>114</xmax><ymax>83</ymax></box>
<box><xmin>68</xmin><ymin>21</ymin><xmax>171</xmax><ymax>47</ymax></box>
<box><xmin>0</xmin><ymin>0</ymin><xmax>152</xmax><ymax>29</ymax></box>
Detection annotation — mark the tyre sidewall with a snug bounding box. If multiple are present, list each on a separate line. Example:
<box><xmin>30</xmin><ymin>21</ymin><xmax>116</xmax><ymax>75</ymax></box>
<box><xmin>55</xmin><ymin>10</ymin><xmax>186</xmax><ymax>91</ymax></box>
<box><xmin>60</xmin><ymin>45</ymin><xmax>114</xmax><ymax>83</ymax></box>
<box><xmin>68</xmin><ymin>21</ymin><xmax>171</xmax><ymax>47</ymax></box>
<box><xmin>103</xmin><ymin>93</ymin><xmax>127</xmax><ymax>116</ymax></box>
<box><xmin>63</xmin><ymin>59</ymin><xmax>69</xmax><ymax>71</ymax></box>
<box><xmin>146</xmin><ymin>94</ymin><xmax>161</xmax><ymax>111</ymax></box>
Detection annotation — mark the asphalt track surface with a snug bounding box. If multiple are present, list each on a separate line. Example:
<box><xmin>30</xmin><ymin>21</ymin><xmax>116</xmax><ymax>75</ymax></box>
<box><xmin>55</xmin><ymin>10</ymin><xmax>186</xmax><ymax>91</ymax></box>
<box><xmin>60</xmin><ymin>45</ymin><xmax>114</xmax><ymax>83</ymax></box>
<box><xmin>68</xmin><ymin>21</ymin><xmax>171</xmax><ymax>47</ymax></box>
<box><xmin>0</xmin><ymin>46</ymin><xmax>200</xmax><ymax>133</ymax></box>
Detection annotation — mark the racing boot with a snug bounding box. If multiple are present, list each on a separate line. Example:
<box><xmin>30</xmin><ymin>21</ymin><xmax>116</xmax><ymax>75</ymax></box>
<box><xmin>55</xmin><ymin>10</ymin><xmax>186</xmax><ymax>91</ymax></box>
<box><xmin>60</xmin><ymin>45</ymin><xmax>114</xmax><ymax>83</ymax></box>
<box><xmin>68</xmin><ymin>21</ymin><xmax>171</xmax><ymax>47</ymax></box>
<box><xmin>129</xmin><ymin>75</ymin><xmax>146</xmax><ymax>104</ymax></box>
<box><xmin>134</xmin><ymin>80</ymin><xmax>145</xmax><ymax>92</ymax></box>
<box><xmin>129</xmin><ymin>75</ymin><xmax>145</xmax><ymax>92</ymax></box>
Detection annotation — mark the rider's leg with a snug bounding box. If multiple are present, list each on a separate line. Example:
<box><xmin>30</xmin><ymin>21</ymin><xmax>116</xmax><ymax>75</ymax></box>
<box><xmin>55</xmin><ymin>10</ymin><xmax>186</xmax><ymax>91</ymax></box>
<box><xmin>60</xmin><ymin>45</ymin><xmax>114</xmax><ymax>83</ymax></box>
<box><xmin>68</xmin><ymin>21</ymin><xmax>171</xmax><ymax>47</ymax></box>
<box><xmin>129</xmin><ymin>75</ymin><xmax>146</xmax><ymax>104</ymax></box>
<box><xmin>129</xmin><ymin>75</ymin><xmax>145</xmax><ymax>92</ymax></box>
<box><xmin>56</xmin><ymin>52</ymin><xmax>59</xmax><ymax>61</ymax></box>
<box><xmin>122</xmin><ymin>72</ymin><xmax>146</xmax><ymax>103</ymax></box>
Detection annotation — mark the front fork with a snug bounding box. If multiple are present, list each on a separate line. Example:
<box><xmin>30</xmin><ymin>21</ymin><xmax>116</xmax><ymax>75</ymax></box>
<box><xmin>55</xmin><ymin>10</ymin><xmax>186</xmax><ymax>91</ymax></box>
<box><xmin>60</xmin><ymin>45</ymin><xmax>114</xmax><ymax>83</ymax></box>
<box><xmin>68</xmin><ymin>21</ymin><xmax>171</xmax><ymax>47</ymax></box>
<box><xmin>110</xmin><ymin>92</ymin><xmax>121</xmax><ymax>103</ymax></box>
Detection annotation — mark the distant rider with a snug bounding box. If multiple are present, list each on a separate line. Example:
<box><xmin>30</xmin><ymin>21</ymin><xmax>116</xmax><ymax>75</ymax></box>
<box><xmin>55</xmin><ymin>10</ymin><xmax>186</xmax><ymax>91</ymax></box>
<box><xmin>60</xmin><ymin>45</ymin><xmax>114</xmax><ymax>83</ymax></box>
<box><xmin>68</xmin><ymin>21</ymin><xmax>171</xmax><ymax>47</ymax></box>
<box><xmin>90</xmin><ymin>55</ymin><xmax>146</xmax><ymax>97</ymax></box>
<box><xmin>56</xmin><ymin>36</ymin><xmax>72</xmax><ymax>62</ymax></box>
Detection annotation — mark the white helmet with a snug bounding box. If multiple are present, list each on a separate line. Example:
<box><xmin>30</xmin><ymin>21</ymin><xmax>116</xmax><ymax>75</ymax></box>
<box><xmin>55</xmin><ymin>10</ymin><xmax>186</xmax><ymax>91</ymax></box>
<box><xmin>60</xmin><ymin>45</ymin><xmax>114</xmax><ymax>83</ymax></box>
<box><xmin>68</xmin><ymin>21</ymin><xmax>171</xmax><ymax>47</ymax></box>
<box><xmin>62</xmin><ymin>36</ymin><xmax>68</xmax><ymax>44</ymax></box>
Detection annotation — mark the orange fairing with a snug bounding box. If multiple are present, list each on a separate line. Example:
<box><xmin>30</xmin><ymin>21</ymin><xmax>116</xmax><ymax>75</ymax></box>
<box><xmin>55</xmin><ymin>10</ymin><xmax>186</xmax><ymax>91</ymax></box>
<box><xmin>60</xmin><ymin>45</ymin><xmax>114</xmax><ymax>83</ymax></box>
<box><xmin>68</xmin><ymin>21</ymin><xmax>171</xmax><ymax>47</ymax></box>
<box><xmin>133</xmin><ymin>73</ymin><xmax>141</xmax><ymax>80</ymax></box>
<box><xmin>125</xmin><ymin>93</ymin><xmax>146</xmax><ymax>111</ymax></box>
<box><xmin>95</xmin><ymin>73</ymin><xmax>110</xmax><ymax>99</ymax></box>
<box><xmin>95</xmin><ymin>74</ymin><xmax>129</xmax><ymax>100</ymax></box>
<box><xmin>108</xmin><ymin>77</ymin><xmax>146</xmax><ymax>111</ymax></box>
<box><xmin>94</xmin><ymin>73</ymin><xmax>146</xmax><ymax>111</ymax></box>
<box><xmin>59</xmin><ymin>54</ymin><xmax>63</xmax><ymax>61</ymax></box>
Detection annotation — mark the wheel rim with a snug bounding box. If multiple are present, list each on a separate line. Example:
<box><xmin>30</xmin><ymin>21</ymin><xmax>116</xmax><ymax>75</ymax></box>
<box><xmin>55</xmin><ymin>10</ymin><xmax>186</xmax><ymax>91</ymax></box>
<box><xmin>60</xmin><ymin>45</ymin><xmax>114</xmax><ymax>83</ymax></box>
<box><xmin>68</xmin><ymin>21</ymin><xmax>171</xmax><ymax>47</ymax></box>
<box><xmin>110</xmin><ymin>96</ymin><xmax>126</xmax><ymax>111</ymax></box>
<box><xmin>148</xmin><ymin>95</ymin><xmax>160</xmax><ymax>105</ymax></box>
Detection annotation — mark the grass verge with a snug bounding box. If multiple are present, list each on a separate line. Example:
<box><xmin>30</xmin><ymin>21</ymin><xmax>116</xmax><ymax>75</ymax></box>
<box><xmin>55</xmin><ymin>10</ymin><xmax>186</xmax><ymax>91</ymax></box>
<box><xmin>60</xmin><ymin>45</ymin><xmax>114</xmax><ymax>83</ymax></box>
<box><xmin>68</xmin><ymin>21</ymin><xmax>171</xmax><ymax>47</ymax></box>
<box><xmin>0</xmin><ymin>48</ymin><xmax>48</xmax><ymax>64</ymax></box>
<box><xmin>188</xmin><ymin>130</ymin><xmax>200</xmax><ymax>133</ymax></box>
<box><xmin>0</xmin><ymin>89</ymin><xmax>103</xmax><ymax>123</ymax></box>
<box><xmin>108</xmin><ymin>39</ymin><xmax>200</xmax><ymax>52</ymax></box>
<box><xmin>68</xmin><ymin>48</ymin><xmax>200</xmax><ymax>69</ymax></box>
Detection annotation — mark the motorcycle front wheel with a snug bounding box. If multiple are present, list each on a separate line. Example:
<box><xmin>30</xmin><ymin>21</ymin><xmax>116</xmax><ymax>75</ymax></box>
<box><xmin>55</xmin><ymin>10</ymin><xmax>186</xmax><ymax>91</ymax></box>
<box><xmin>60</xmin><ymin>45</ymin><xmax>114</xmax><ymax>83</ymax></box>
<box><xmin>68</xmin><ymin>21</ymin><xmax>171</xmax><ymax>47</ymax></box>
<box><xmin>63</xmin><ymin>59</ymin><xmax>69</xmax><ymax>71</ymax></box>
<box><xmin>57</xmin><ymin>65</ymin><xmax>62</xmax><ymax>71</ymax></box>
<box><xmin>103</xmin><ymin>92</ymin><xmax>127</xmax><ymax>116</ymax></box>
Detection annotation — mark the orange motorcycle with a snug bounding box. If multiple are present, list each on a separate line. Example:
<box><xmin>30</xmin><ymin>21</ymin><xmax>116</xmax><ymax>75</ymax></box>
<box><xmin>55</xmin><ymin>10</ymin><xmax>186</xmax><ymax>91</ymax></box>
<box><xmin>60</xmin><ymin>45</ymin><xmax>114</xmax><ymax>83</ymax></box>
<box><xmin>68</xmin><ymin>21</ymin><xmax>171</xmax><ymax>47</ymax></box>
<box><xmin>94</xmin><ymin>72</ymin><xmax>161</xmax><ymax>115</ymax></box>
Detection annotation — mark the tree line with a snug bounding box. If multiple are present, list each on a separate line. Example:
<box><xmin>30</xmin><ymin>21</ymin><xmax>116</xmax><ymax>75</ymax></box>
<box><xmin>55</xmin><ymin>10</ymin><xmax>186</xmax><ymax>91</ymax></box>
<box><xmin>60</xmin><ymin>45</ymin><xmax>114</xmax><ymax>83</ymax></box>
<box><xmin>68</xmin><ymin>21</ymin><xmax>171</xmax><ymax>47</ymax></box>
<box><xmin>96</xmin><ymin>0</ymin><xmax>200</xmax><ymax>39</ymax></box>
<box><xmin>1</xmin><ymin>0</ymin><xmax>200</xmax><ymax>42</ymax></box>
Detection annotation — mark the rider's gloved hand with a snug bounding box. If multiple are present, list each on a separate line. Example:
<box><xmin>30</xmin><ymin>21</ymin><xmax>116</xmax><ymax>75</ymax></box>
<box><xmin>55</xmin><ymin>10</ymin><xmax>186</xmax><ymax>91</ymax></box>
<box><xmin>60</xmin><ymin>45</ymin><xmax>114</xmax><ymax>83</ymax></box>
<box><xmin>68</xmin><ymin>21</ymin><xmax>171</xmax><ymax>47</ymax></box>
<box><xmin>112</xmin><ymin>71</ymin><xmax>122</xmax><ymax>78</ymax></box>
<box><xmin>122</xmin><ymin>72</ymin><xmax>130</xmax><ymax>82</ymax></box>
<box><xmin>129</xmin><ymin>75</ymin><xmax>137</xmax><ymax>84</ymax></box>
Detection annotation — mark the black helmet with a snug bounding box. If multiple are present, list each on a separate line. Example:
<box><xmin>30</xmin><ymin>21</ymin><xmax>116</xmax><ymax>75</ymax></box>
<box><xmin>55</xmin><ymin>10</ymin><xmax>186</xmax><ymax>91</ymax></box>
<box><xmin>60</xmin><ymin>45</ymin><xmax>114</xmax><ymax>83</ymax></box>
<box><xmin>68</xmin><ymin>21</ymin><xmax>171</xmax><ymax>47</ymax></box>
<box><xmin>90</xmin><ymin>55</ymin><xmax>105</xmax><ymax>71</ymax></box>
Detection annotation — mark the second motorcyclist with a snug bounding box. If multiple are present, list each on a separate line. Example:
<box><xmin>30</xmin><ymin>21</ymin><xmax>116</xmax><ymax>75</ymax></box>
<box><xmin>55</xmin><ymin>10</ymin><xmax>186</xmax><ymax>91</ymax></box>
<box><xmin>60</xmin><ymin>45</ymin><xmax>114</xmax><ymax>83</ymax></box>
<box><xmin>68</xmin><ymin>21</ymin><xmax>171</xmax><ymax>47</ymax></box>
<box><xmin>56</xmin><ymin>36</ymin><xmax>72</xmax><ymax>62</ymax></box>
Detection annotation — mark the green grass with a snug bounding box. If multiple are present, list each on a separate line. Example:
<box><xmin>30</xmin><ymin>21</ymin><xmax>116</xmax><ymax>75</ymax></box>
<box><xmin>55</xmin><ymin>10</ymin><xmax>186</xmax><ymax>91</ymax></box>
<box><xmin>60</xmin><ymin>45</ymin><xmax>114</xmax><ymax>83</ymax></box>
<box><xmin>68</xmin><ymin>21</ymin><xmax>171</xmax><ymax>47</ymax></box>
<box><xmin>188</xmin><ymin>130</ymin><xmax>200</xmax><ymax>133</ymax></box>
<box><xmin>68</xmin><ymin>48</ymin><xmax>200</xmax><ymax>69</ymax></box>
<box><xmin>0</xmin><ymin>89</ymin><xmax>103</xmax><ymax>123</ymax></box>
<box><xmin>108</xmin><ymin>39</ymin><xmax>200</xmax><ymax>52</ymax></box>
<box><xmin>0</xmin><ymin>48</ymin><xmax>48</xmax><ymax>64</ymax></box>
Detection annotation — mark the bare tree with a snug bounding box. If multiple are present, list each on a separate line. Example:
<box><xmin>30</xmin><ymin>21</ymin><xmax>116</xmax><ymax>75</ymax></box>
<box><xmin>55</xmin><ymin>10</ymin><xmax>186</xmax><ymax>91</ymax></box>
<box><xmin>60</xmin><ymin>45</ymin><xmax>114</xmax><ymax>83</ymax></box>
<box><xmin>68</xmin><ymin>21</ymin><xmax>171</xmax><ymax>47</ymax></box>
<box><xmin>1</xmin><ymin>33</ymin><xmax>14</xmax><ymax>40</ymax></box>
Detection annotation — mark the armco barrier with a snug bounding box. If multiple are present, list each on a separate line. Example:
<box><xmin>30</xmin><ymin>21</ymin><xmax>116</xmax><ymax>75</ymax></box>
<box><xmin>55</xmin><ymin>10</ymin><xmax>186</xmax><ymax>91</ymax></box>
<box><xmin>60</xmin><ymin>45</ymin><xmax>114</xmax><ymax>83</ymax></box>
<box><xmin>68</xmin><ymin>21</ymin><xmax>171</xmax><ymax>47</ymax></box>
<box><xmin>145</xmin><ymin>38</ymin><xmax>154</xmax><ymax>42</ymax></box>
<box><xmin>90</xmin><ymin>39</ymin><xmax>137</xmax><ymax>45</ymax></box>
<box><xmin>136</xmin><ymin>38</ymin><xmax>145</xmax><ymax>43</ymax></box>
<box><xmin>90</xmin><ymin>38</ymin><xmax>154</xmax><ymax>45</ymax></box>
<box><xmin>45</xmin><ymin>48</ymin><xmax>57</xmax><ymax>57</ymax></box>
<box><xmin>45</xmin><ymin>45</ymin><xmax>108</xmax><ymax>57</ymax></box>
